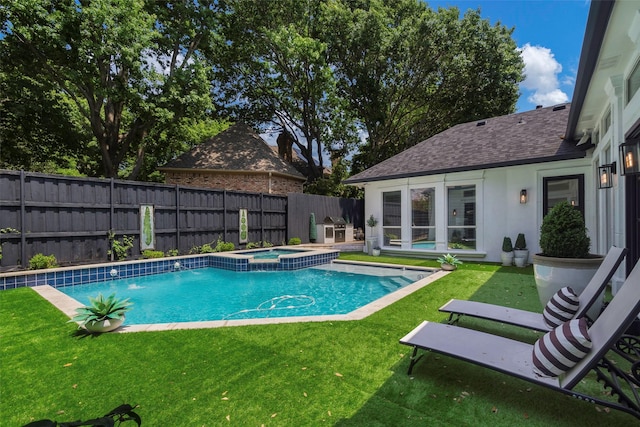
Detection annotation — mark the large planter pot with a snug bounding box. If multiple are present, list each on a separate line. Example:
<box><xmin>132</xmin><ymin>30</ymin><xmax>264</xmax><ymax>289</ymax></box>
<box><xmin>83</xmin><ymin>316</ymin><xmax>125</xmax><ymax>333</ymax></box>
<box><xmin>532</xmin><ymin>254</ymin><xmax>604</xmax><ymax>319</ymax></box>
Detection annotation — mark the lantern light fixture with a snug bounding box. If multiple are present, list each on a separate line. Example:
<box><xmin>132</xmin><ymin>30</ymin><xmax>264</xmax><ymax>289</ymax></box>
<box><xmin>519</xmin><ymin>189</ymin><xmax>527</xmax><ymax>204</ymax></box>
<box><xmin>598</xmin><ymin>162</ymin><xmax>616</xmax><ymax>189</ymax></box>
<box><xmin>620</xmin><ymin>139</ymin><xmax>640</xmax><ymax>175</ymax></box>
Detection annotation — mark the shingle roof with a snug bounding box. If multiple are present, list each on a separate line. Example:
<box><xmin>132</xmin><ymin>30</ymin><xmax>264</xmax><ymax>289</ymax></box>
<box><xmin>160</xmin><ymin>122</ymin><xmax>306</xmax><ymax>180</ymax></box>
<box><xmin>345</xmin><ymin>103</ymin><xmax>587</xmax><ymax>184</ymax></box>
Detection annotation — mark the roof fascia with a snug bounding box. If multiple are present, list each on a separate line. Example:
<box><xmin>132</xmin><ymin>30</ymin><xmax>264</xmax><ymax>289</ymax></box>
<box><xmin>344</xmin><ymin>153</ymin><xmax>587</xmax><ymax>184</ymax></box>
<box><xmin>565</xmin><ymin>0</ymin><xmax>616</xmax><ymax>141</ymax></box>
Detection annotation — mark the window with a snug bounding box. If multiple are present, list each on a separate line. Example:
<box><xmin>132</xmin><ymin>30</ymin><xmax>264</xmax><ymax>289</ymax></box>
<box><xmin>543</xmin><ymin>175</ymin><xmax>585</xmax><ymax>218</ymax></box>
<box><xmin>602</xmin><ymin>109</ymin><xmax>611</xmax><ymax>136</ymax></box>
<box><xmin>382</xmin><ymin>191</ymin><xmax>402</xmax><ymax>246</ymax></box>
<box><xmin>447</xmin><ymin>185</ymin><xmax>476</xmax><ymax>250</ymax></box>
<box><xmin>628</xmin><ymin>58</ymin><xmax>640</xmax><ymax>104</ymax></box>
<box><xmin>411</xmin><ymin>188</ymin><xmax>435</xmax><ymax>249</ymax></box>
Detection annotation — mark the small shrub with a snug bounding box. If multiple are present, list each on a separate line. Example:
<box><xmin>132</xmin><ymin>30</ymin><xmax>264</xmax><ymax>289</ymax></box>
<box><xmin>200</xmin><ymin>243</ymin><xmax>215</xmax><ymax>253</ymax></box>
<box><xmin>246</xmin><ymin>242</ymin><xmax>261</xmax><ymax>249</ymax></box>
<box><xmin>214</xmin><ymin>237</ymin><xmax>235</xmax><ymax>252</ymax></box>
<box><xmin>142</xmin><ymin>250</ymin><xmax>164</xmax><ymax>259</ymax></box>
<box><xmin>29</xmin><ymin>253</ymin><xmax>58</xmax><ymax>270</ymax></box>
<box><xmin>288</xmin><ymin>237</ymin><xmax>301</xmax><ymax>245</ymax></box>
<box><xmin>262</xmin><ymin>241</ymin><xmax>273</xmax><ymax>248</ymax></box>
<box><xmin>165</xmin><ymin>249</ymin><xmax>179</xmax><ymax>257</ymax></box>
<box><xmin>108</xmin><ymin>232</ymin><xmax>134</xmax><ymax>261</ymax></box>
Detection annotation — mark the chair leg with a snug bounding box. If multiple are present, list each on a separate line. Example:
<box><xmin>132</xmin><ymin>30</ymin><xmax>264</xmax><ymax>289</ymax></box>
<box><xmin>447</xmin><ymin>313</ymin><xmax>460</xmax><ymax>325</ymax></box>
<box><xmin>407</xmin><ymin>346</ymin><xmax>423</xmax><ymax>375</ymax></box>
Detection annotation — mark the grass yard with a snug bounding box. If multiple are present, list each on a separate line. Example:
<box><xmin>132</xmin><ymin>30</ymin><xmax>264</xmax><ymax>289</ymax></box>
<box><xmin>0</xmin><ymin>254</ymin><xmax>635</xmax><ymax>426</ymax></box>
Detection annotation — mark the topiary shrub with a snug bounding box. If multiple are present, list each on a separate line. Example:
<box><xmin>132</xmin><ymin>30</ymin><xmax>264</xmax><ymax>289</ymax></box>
<box><xmin>309</xmin><ymin>213</ymin><xmax>317</xmax><ymax>242</ymax></box>
<box><xmin>501</xmin><ymin>237</ymin><xmax>513</xmax><ymax>252</ymax></box>
<box><xmin>539</xmin><ymin>201</ymin><xmax>590</xmax><ymax>258</ymax></box>
<box><xmin>514</xmin><ymin>233</ymin><xmax>527</xmax><ymax>250</ymax></box>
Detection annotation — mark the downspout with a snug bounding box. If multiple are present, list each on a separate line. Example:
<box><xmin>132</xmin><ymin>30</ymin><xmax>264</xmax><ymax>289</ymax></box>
<box><xmin>268</xmin><ymin>172</ymin><xmax>272</xmax><ymax>194</ymax></box>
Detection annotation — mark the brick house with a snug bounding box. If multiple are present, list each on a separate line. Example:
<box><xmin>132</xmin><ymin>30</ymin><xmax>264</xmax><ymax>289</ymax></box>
<box><xmin>159</xmin><ymin>122</ymin><xmax>306</xmax><ymax>195</ymax></box>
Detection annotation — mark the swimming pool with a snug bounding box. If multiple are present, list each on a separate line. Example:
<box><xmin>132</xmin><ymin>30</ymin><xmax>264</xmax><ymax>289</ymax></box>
<box><xmin>58</xmin><ymin>262</ymin><xmax>435</xmax><ymax>325</ymax></box>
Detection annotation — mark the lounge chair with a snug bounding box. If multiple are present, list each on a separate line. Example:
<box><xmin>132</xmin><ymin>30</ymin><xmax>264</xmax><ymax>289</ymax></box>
<box><xmin>440</xmin><ymin>246</ymin><xmax>627</xmax><ymax>332</ymax></box>
<box><xmin>399</xmin><ymin>260</ymin><xmax>640</xmax><ymax>419</ymax></box>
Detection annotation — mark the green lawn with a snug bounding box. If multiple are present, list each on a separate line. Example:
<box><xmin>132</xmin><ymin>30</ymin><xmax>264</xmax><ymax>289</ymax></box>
<box><xmin>0</xmin><ymin>255</ymin><xmax>634</xmax><ymax>426</ymax></box>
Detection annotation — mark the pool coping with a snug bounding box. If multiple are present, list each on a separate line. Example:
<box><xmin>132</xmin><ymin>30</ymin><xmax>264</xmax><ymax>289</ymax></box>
<box><xmin>32</xmin><ymin>261</ymin><xmax>449</xmax><ymax>333</ymax></box>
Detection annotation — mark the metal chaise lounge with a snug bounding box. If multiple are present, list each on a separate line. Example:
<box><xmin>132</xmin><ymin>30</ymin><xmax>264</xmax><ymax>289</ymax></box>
<box><xmin>439</xmin><ymin>246</ymin><xmax>627</xmax><ymax>332</ymax></box>
<box><xmin>399</xmin><ymin>260</ymin><xmax>640</xmax><ymax>419</ymax></box>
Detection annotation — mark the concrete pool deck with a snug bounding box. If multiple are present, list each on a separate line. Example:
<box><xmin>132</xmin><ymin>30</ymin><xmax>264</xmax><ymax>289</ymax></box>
<box><xmin>32</xmin><ymin>262</ymin><xmax>449</xmax><ymax>333</ymax></box>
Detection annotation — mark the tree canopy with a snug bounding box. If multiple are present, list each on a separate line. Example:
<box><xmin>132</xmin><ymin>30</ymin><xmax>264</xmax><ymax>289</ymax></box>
<box><xmin>1</xmin><ymin>0</ymin><xmax>524</xmax><ymax>190</ymax></box>
<box><xmin>1</xmin><ymin>0</ymin><xmax>222</xmax><ymax>180</ymax></box>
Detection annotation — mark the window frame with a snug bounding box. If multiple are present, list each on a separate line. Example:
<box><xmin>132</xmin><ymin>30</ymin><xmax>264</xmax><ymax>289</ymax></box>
<box><xmin>543</xmin><ymin>174</ymin><xmax>585</xmax><ymax>218</ymax></box>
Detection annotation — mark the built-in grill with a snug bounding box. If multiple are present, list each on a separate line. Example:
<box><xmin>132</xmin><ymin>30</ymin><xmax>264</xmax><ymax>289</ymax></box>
<box><xmin>316</xmin><ymin>216</ymin><xmax>351</xmax><ymax>244</ymax></box>
<box><xmin>324</xmin><ymin>216</ymin><xmax>346</xmax><ymax>243</ymax></box>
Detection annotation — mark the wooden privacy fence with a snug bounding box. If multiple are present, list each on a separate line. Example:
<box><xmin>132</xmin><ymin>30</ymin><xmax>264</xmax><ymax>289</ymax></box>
<box><xmin>0</xmin><ymin>170</ymin><xmax>363</xmax><ymax>271</ymax></box>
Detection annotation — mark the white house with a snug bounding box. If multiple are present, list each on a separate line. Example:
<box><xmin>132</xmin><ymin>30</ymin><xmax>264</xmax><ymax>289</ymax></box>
<box><xmin>345</xmin><ymin>0</ymin><xmax>640</xmax><ymax>290</ymax></box>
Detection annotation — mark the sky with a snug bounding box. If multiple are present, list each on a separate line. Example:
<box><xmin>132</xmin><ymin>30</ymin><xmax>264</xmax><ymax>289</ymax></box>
<box><xmin>427</xmin><ymin>0</ymin><xmax>591</xmax><ymax>112</ymax></box>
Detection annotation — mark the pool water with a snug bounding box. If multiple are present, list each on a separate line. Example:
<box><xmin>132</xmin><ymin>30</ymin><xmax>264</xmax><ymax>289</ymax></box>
<box><xmin>59</xmin><ymin>265</ymin><xmax>430</xmax><ymax>324</ymax></box>
<box><xmin>243</xmin><ymin>248</ymin><xmax>306</xmax><ymax>259</ymax></box>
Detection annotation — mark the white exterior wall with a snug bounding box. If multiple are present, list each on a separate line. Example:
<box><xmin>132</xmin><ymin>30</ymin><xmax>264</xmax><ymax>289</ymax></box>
<box><xmin>588</xmin><ymin>34</ymin><xmax>640</xmax><ymax>291</ymax></box>
<box><xmin>363</xmin><ymin>157</ymin><xmax>596</xmax><ymax>264</ymax></box>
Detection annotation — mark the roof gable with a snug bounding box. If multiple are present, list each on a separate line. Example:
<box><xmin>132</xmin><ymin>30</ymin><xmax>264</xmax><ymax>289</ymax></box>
<box><xmin>160</xmin><ymin>123</ymin><xmax>305</xmax><ymax>180</ymax></box>
<box><xmin>346</xmin><ymin>103</ymin><xmax>586</xmax><ymax>184</ymax></box>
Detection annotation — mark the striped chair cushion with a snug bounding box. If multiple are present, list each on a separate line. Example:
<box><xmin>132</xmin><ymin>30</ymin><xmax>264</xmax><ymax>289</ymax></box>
<box><xmin>543</xmin><ymin>286</ymin><xmax>580</xmax><ymax>328</ymax></box>
<box><xmin>532</xmin><ymin>317</ymin><xmax>592</xmax><ymax>377</ymax></box>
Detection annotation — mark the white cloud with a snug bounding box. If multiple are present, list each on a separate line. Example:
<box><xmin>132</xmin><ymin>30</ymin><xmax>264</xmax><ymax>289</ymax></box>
<box><xmin>519</xmin><ymin>43</ymin><xmax>569</xmax><ymax>106</ymax></box>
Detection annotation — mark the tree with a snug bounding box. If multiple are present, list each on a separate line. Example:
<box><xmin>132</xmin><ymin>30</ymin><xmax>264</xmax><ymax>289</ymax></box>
<box><xmin>320</xmin><ymin>0</ymin><xmax>524</xmax><ymax>172</ymax></box>
<box><xmin>215</xmin><ymin>0</ymin><xmax>360</xmax><ymax>181</ymax></box>
<box><xmin>0</xmin><ymin>69</ymin><xmax>97</xmax><ymax>175</ymax></box>
<box><xmin>1</xmin><ymin>0</ymin><xmax>220</xmax><ymax>179</ymax></box>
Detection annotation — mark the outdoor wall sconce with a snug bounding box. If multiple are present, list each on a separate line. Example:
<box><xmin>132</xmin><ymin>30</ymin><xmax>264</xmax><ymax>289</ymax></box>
<box><xmin>519</xmin><ymin>189</ymin><xmax>527</xmax><ymax>204</ymax></box>
<box><xmin>620</xmin><ymin>139</ymin><xmax>640</xmax><ymax>175</ymax></box>
<box><xmin>452</xmin><ymin>209</ymin><xmax>457</xmax><ymax>216</ymax></box>
<box><xmin>598</xmin><ymin>162</ymin><xmax>616</xmax><ymax>189</ymax></box>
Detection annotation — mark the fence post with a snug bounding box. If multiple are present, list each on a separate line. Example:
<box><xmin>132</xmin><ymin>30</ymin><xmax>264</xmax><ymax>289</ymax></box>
<box><xmin>223</xmin><ymin>190</ymin><xmax>227</xmax><ymax>242</ymax></box>
<box><xmin>175</xmin><ymin>184</ymin><xmax>180</xmax><ymax>253</ymax></box>
<box><xmin>20</xmin><ymin>170</ymin><xmax>26</xmax><ymax>268</ymax></box>
<box><xmin>260</xmin><ymin>193</ymin><xmax>265</xmax><ymax>243</ymax></box>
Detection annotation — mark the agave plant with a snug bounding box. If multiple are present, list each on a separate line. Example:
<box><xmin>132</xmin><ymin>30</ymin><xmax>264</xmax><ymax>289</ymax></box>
<box><xmin>437</xmin><ymin>253</ymin><xmax>463</xmax><ymax>267</ymax></box>
<box><xmin>70</xmin><ymin>293</ymin><xmax>132</xmax><ymax>330</ymax></box>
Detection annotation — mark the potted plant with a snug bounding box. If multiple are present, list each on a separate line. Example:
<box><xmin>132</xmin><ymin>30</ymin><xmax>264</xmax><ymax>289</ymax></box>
<box><xmin>513</xmin><ymin>233</ymin><xmax>528</xmax><ymax>267</ymax></box>
<box><xmin>70</xmin><ymin>293</ymin><xmax>132</xmax><ymax>333</ymax></box>
<box><xmin>366</xmin><ymin>214</ymin><xmax>379</xmax><ymax>255</ymax></box>
<box><xmin>500</xmin><ymin>237</ymin><xmax>514</xmax><ymax>266</ymax></box>
<box><xmin>372</xmin><ymin>246</ymin><xmax>381</xmax><ymax>256</ymax></box>
<box><xmin>532</xmin><ymin>201</ymin><xmax>604</xmax><ymax>318</ymax></box>
<box><xmin>437</xmin><ymin>253</ymin><xmax>462</xmax><ymax>271</ymax></box>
